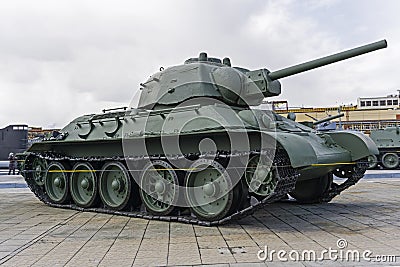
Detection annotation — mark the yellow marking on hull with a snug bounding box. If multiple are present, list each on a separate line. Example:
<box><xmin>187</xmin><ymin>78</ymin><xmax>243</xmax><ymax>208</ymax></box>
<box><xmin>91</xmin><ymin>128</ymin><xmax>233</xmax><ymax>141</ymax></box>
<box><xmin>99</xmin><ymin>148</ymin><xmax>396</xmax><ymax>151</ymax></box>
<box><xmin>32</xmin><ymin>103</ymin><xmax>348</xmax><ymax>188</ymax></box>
<box><xmin>310</xmin><ymin>162</ymin><xmax>356</xmax><ymax>167</ymax></box>
<box><xmin>48</xmin><ymin>170</ymin><xmax>96</xmax><ymax>173</ymax></box>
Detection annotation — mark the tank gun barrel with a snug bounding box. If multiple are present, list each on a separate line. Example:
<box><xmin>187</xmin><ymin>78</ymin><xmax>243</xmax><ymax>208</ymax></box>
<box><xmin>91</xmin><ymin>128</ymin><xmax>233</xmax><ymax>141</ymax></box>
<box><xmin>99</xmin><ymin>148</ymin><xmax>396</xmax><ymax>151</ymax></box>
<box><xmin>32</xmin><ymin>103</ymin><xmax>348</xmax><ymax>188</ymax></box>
<box><xmin>268</xmin><ymin>40</ymin><xmax>387</xmax><ymax>80</ymax></box>
<box><xmin>313</xmin><ymin>113</ymin><xmax>344</xmax><ymax>125</ymax></box>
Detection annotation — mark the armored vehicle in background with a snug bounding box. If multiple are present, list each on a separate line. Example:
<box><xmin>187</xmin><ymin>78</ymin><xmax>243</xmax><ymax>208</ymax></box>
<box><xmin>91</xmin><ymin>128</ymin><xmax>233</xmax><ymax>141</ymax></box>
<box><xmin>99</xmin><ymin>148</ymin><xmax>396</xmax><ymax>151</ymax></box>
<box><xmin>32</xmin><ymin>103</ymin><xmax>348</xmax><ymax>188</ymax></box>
<box><xmin>20</xmin><ymin>40</ymin><xmax>386</xmax><ymax>225</ymax></box>
<box><xmin>368</xmin><ymin>127</ymin><xmax>400</xmax><ymax>169</ymax></box>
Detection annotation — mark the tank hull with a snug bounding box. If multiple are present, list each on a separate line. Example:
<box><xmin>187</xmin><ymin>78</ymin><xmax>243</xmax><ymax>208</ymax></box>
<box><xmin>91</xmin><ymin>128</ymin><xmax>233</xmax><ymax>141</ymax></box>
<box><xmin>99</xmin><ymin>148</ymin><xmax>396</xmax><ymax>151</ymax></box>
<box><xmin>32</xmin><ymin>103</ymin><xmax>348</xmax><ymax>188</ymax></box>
<box><xmin>20</xmin><ymin>104</ymin><xmax>374</xmax><ymax>224</ymax></box>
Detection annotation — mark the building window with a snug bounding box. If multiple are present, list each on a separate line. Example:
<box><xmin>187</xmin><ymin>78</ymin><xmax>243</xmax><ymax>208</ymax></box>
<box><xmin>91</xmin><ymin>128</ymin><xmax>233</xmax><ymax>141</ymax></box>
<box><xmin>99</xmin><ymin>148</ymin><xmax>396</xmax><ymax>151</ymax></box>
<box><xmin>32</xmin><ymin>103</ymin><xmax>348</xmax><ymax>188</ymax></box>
<box><xmin>387</xmin><ymin>100</ymin><xmax>393</xmax><ymax>105</ymax></box>
<box><xmin>372</xmin><ymin>101</ymin><xmax>379</xmax><ymax>106</ymax></box>
<box><xmin>360</xmin><ymin>101</ymin><xmax>366</xmax><ymax>107</ymax></box>
<box><xmin>366</xmin><ymin>101</ymin><xmax>372</xmax><ymax>106</ymax></box>
<box><xmin>12</xmin><ymin>126</ymin><xmax>27</xmax><ymax>131</ymax></box>
<box><xmin>393</xmin><ymin>99</ymin><xmax>398</xmax><ymax>106</ymax></box>
<box><xmin>380</xmin><ymin>100</ymin><xmax>386</xmax><ymax>106</ymax></box>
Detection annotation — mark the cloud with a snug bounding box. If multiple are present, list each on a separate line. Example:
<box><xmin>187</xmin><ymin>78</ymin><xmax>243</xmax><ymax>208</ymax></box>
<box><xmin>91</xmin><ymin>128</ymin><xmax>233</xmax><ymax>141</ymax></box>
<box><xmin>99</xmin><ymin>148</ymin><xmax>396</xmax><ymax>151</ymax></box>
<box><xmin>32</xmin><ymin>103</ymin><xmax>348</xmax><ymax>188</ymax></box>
<box><xmin>0</xmin><ymin>0</ymin><xmax>398</xmax><ymax>128</ymax></box>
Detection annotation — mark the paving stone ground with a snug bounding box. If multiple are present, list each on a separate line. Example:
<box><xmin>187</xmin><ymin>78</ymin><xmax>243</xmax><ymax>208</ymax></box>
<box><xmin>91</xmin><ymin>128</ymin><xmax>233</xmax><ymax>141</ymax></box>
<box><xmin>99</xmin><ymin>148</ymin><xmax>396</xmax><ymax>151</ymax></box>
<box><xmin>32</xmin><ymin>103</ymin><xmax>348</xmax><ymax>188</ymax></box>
<box><xmin>0</xmin><ymin>173</ymin><xmax>399</xmax><ymax>266</ymax></box>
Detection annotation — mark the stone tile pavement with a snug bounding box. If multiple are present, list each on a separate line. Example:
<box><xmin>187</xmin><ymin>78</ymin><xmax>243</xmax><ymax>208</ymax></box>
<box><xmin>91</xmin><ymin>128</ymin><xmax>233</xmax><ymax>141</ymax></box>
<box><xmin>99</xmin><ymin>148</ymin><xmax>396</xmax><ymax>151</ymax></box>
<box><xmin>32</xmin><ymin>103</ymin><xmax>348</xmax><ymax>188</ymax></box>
<box><xmin>0</xmin><ymin>175</ymin><xmax>399</xmax><ymax>266</ymax></box>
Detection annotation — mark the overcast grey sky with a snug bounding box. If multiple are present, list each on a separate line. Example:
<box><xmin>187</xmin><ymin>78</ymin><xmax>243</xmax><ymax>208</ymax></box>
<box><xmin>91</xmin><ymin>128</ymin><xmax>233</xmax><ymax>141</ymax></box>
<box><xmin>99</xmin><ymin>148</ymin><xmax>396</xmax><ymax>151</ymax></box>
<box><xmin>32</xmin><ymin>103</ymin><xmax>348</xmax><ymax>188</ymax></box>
<box><xmin>0</xmin><ymin>0</ymin><xmax>398</xmax><ymax>128</ymax></box>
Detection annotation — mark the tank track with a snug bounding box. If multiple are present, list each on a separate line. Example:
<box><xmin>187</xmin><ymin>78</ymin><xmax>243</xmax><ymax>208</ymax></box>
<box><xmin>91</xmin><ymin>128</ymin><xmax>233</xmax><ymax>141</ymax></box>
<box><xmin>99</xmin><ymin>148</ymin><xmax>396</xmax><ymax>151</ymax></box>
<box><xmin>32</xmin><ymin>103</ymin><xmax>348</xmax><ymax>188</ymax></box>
<box><xmin>22</xmin><ymin>149</ymin><xmax>299</xmax><ymax>226</ymax></box>
<box><xmin>321</xmin><ymin>159</ymin><xmax>368</xmax><ymax>203</ymax></box>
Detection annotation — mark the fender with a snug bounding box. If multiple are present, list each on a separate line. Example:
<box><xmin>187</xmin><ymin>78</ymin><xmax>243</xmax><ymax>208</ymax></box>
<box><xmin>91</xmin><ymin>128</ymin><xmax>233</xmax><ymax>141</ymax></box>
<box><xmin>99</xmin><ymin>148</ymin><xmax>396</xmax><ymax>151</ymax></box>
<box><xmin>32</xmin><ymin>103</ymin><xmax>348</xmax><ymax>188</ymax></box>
<box><xmin>272</xmin><ymin>132</ymin><xmax>317</xmax><ymax>168</ymax></box>
<box><xmin>325</xmin><ymin>131</ymin><xmax>379</xmax><ymax>161</ymax></box>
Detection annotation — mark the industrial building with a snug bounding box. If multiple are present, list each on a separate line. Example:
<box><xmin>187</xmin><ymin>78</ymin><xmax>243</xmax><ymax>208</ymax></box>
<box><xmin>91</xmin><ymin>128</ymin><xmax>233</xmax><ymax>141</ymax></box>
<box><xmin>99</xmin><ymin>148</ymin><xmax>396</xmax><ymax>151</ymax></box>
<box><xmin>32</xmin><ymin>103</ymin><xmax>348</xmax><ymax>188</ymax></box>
<box><xmin>271</xmin><ymin>93</ymin><xmax>400</xmax><ymax>133</ymax></box>
<box><xmin>0</xmin><ymin>125</ymin><xmax>60</xmax><ymax>161</ymax></box>
<box><xmin>0</xmin><ymin>124</ymin><xmax>28</xmax><ymax>160</ymax></box>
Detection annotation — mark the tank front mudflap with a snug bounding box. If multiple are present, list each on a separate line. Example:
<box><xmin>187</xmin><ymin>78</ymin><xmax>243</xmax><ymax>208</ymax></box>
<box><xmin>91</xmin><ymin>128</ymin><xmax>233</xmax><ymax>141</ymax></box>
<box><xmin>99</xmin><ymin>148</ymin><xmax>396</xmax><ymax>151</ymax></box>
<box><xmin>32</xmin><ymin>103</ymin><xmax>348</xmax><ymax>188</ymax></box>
<box><xmin>271</xmin><ymin>132</ymin><xmax>317</xmax><ymax>168</ymax></box>
<box><xmin>325</xmin><ymin>131</ymin><xmax>379</xmax><ymax>161</ymax></box>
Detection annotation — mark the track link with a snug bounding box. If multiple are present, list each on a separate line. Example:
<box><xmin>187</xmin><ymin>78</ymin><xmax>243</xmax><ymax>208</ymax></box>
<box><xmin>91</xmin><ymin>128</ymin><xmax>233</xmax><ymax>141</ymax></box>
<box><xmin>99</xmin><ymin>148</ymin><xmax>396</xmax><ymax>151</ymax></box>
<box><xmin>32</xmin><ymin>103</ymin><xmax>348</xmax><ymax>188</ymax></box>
<box><xmin>21</xmin><ymin>152</ymin><xmax>368</xmax><ymax>225</ymax></box>
<box><xmin>321</xmin><ymin>159</ymin><xmax>368</xmax><ymax>203</ymax></box>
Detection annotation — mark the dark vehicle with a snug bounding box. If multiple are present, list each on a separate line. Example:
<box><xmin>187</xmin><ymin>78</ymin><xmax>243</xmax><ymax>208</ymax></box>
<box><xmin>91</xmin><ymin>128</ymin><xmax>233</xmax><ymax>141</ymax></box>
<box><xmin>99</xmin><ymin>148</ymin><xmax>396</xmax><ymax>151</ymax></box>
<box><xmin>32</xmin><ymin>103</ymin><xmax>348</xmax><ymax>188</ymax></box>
<box><xmin>0</xmin><ymin>124</ymin><xmax>28</xmax><ymax>161</ymax></box>
<box><xmin>20</xmin><ymin>40</ymin><xmax>386</xmax><ymax>225</ymax></box>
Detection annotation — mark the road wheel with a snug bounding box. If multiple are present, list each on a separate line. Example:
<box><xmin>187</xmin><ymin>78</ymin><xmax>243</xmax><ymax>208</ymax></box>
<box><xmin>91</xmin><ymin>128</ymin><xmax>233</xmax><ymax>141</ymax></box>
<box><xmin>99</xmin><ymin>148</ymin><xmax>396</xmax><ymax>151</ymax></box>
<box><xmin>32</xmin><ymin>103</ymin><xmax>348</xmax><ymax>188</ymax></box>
<box><xmin>245</xmin><ymin>155</ymin><xmax>277</xmax><ymax>197</ymax></box>
<box><xmin>139</xmin><ymin>160</ymin><xmax>179</xmax><ymax>216</ymax></box>
<box><xmin>185</xmin><ymin>159</ymin><xmax>237</xmax><ymax>221</ymax></box>
<box><xmin>381</xmin><ymin>153</ymin><xmax>399</xmax><ymax>169</ymax></box>
<box><xmin>70</xmin><ymin>162</ymin><xmax>99</xmax><ymax>208</ymax></box>
<box><xmin>99</xmin><ymin>162</ymin><xmax>131</xmax><ymax>210</ymax></box>
<box><xmin>367</xmin><ymin>154</ymin><xmax>378</xmax><ymax>169</ymax></box>
<box><xmin>45</xmin><ymin>162</ymin><xmax>70</xmax><ymax>204</ymax></box>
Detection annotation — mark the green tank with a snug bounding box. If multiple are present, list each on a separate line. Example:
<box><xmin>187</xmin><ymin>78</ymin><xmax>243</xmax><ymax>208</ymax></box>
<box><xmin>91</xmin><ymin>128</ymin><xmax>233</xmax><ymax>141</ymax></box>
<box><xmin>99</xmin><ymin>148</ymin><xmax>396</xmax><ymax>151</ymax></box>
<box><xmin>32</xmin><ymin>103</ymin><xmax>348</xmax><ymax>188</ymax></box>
<box><xmin>21</xmin><ymin>40</ymin><xmax>386</xmax><ymax>225</ymax></box>
<box><xmin>368</xmin><ymin>127</ymin><xmax>400</xmax><ymax>169</ymax></box>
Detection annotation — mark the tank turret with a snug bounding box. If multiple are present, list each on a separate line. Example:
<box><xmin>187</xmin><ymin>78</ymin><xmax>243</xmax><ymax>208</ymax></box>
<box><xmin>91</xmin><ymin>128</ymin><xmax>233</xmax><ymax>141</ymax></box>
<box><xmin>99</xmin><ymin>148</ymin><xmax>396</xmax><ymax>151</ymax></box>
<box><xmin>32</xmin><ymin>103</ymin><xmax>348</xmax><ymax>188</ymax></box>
<box><xmin>138</xmin><ymin>40</ymin><xmax>387</xmax><ymax>109</ymax></box>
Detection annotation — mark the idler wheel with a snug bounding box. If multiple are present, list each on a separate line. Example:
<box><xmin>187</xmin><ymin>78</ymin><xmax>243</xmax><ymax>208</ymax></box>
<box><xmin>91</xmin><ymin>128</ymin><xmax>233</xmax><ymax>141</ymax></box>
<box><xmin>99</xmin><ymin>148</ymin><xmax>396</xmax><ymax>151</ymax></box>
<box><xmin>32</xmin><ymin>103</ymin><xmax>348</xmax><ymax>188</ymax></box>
<box><xmin>185</xmin><ymin>159</ymin><xmax>236</xmax><ymax>221</ymax></box>
<box><xmin>381</xmin><ymin>152</ymin><xmax>399</xmax><ymax>169</ymax></box>
<box><xmin>44</xmin><ymin>162</ymin><xmax>70</xmax><ymax>204</ymax></box>
<box><xmin>31</xmin><ymin>157</ymin><xmax>48</xmax><ymax>186</ymax></box>
<box><xmin>139</xmin><ymin>160</ymin><xmax>180</xmax><ymax>216</ymax></box>
<box><xmin>70</xmin><ymin>162</ymin><xmax>99</xmax><ymax>208</ymax></box>
<box><xmin>289</xmin><ymin>173</ymin><xmax>333</xmax><ymax>204</ymax></box>
<box><xmin>99</xmin><ymin>162</ymin><xmax>131</xmax><ymax>210</ymax></box>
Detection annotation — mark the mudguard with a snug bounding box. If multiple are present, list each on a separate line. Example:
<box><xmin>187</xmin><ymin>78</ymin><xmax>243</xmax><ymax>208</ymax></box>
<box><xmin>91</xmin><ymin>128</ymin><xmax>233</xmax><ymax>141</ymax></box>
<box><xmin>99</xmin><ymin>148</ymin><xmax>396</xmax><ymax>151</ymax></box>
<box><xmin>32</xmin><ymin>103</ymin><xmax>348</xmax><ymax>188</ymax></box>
<box><xmin>273</xmin><ymin>132</ymin><xmax>317</xmax><ymax>168</ymax></box>
<box><xmin>325</xmin><ymin>131</ymin><xmax>379</xmax><ymax>161</ymax></box>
